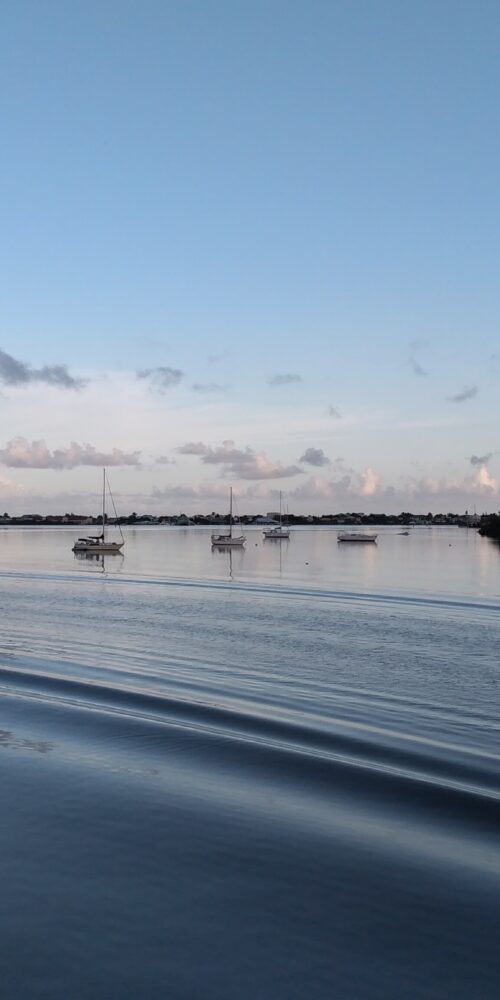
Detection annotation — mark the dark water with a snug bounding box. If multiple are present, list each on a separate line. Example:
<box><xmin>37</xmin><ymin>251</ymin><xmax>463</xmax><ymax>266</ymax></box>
<box><xmin>1</xmin><ymin>528</ymin><xmax>499</xmax><ymax>998</ymax></box>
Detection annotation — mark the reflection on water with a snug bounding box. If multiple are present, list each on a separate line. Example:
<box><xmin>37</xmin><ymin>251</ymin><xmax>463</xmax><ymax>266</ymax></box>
<box><xmin>74</xmin><ymin>549</ymin><xmax>125</xmax><ymax>573</ymax></box>
<box><xmin>0</xmin><ymin>524</ymin><xmax>499</xmax><ymax>600</ymax></box>
<box><xmin>0</xmin><ymin>729</ymin><xmax>53</xmax><ymax>754</ymax></box>
<box><xmin>211</xmin><ymin>542</ymin><xmax>243</xmax><ymax>580</ymax></box>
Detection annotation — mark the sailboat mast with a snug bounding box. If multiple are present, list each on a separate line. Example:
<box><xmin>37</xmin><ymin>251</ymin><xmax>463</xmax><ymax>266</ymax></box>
<box><xmin>102</xmin><ymin>467</ymin><xmax>106</xmax><ymax>541</ymax></box>
<box><xmin>279</xmin><ymin>491</ymin><xmax>282</xmax><ymax>526</ymax></box>
<box><xmin>229</xmin><ymin>486</ymin><xmax>233</xmax><ymax>538</ymax></box>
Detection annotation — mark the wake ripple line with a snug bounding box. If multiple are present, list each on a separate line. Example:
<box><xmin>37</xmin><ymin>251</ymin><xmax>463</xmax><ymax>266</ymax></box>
<box><xmin>1</xmin><ymin>568</ymin><xmax>499</xmax><ymax>615</ymax></box>
<box><xmin>1</xmin><ymin>665</ymin><xmax>500</xmax><ymax>809</ymax></box>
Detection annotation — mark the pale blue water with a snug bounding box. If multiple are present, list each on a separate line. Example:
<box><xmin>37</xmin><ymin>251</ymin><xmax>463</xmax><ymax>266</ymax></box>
<box><xmin>1</xmin><ymin>527</ymin><xmax>499</xmax><ymax>998</ymax></box>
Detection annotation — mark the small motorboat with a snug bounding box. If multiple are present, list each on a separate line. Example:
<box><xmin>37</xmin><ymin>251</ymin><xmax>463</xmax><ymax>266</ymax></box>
<box><xmin>337</xmin><ymin>532</ymin><xmax>377</xmax><ymax>543</ymax></box>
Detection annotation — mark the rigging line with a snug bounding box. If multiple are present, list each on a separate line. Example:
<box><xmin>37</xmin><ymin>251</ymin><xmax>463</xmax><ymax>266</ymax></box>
<box><xmin>106</xmin><ymin>471</ymin><xmax>125</xmax><ymax>543</ymax></box>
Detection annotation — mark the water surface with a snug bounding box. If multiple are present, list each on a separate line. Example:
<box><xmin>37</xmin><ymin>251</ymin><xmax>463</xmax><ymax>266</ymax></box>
<box><xmin>1</xmin><ymin>527</ymin><xmax>499</xmax><ymax>997</ymax></box>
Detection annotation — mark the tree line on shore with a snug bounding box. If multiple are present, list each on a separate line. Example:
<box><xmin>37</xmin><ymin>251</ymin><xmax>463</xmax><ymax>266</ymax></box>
<box><xmin>479</xmin><ymin>514</ymin><xmax>500</xmax><ymax>539</ymax></box>
<box><xmin>1</xmin><ymin>510</ymin><xmax>499</xmax><ymax>529</ymax></box>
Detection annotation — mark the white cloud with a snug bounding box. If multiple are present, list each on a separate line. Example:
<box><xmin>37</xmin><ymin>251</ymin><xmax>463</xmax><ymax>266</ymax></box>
<box><xmin>474</xmin><ymin>465</ymin><xmax>497</xmax><ymax>490</ymax></box>
<box><xmin>360</xmin><ymin>467</ymin><xmax>380</xmax><ymax>496</ymax></box>
<box><xmin>0</xmin><ymin>437</ymin><xmax>141</xmax><ymax>469</ymax></box>
<box><xmin>177</xmin><ymin>439</ymin><xmax>303</xmax><ymax>480</ymax></box>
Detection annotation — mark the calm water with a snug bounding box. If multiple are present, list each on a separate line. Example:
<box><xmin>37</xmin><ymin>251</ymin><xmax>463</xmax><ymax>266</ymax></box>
<box><xmin>1</xmin><ymin>526</ymin><xmax>499</xmax><ymax>998</ymax></box>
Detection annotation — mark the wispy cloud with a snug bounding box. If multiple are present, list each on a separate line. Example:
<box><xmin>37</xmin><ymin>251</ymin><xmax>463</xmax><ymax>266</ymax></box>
<box><xmin>409</xmin><ymin>357</ymin><xmax>428</xmax><ymax>377</ymax></box>
<box><xmin>469</xmin><ymin>453</ymin><xmax>492</xmax><ymax>466</ymax></box>
<box><xmin>0</xmin><ymin>437</ymin><xmax>140</xmax><ymax>469</ymax></box>
<box><xmin>136</xmin><ymin>367</ymin><xmax>183</xmax><ymax>392</ymax></box>
<box><xmin>299</xmin><ymin>447</ymin><xmax>330</xmax><ymax>467</ymax></box>
<box><xmin>207</xmin><ymin>353</ymin><xmax>228</xmax><ymax>364</ymax></box>
<box><xmin>267</xmin><ymin>373</ymin><xmax>302</xmax><ymax>386</ymax></box>
<box><xmin>191</xmin><ymin>382</ymin><xmax>229</xmax><ymax>393</ymax></box>
<box><xmin>177</xmin><ymin>439</ymin><xmax>302</xmax><ymax>480</ymax></box>
<box><xmin>327</xmin><ymin>405</ymin><xmax>342</xmax><ymax>419</ymax></box>
<box><xmin>0</xmin><ymin>348</ymin><xmax>85</xmax><ymax>390</ymax></box>
<box><xmin>408</xmin><ymin>338</ymin><xmax>429</xmax><ymax>352</ymax></box>
<box><xmin>447</xmin><ymin>384</ymin><xmax>478</xmax><ymax>403</ymax></box>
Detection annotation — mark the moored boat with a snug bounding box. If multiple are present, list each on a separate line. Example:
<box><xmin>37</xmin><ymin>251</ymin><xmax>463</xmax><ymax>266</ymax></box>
<box><xmin>72</xmin><ymin>469</ymin><xmax>124</xmax><ymax>555</ymax></box>
<box><xmin>211</xmin><ymin>487</ymin><xmax>246</xmax><ymax>547</ymax></box>
<box><xmin>263</xmin><ymin>492</ymin><xmax>290</xmax><ymax>540</ymax></box>
<box><xmin>337</xmin><ymin>531</ymin><xmax>377</xmax><ymax>543</ymax></box>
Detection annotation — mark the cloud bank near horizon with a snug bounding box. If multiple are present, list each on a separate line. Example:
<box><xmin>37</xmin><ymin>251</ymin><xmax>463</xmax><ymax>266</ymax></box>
<box><xmin>0</xmin><ymin>459</ymin><xmax>498</xmax><ymax>514</ymax></box>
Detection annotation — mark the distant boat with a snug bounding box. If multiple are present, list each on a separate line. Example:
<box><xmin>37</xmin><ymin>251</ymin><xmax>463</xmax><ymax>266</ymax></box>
<box><xmin>72</xmin><ymin>469</ymin><xmax>124</xmax><ymax>555</ymax></box>
<box><xmin>263</xmin><ymin>491</ymin><xmax>290</xmax><ymax>540</ymax></box>
<box><xmin>337</xmin><ymin>531</ymin><xmax>377</xmax><ymax>543</ymax></box>
<box><xmin>211</xmin><ymin>487</ymin><xmax>246</xmax><ymax>547</ymax></box>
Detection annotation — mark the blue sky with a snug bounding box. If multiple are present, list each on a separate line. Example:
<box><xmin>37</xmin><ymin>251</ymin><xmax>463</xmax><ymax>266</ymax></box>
<box><xmin>1</xmin><ymin>0</ymin><xmax>499</xmax><ymax>512</ymax></box>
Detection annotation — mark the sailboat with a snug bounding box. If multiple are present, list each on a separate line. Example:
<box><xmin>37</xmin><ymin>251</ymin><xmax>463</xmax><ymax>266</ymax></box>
<box><xmin>211</xmin><ymin>487</ymin><xmax>246</xmax><ymax>547</ymax></box>
<box><xmin>263</xmin><ymin>492</ymin><xmax>290</xmax><ymax>539</ymax></box>
<box><xmin>72</xmin><ymin>469</ymin><xmax>125</xmax><ymax>555</ymax></box>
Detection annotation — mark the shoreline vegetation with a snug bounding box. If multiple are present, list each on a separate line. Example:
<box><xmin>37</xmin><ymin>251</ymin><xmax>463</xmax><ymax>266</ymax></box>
<box><xmin>0</xmin><ymin>511</ymin><xmax>496</xmax><ymax>529</ymax></box>
<box><xmin>478</xmin><ymin>514</ymin><xmax>500</xmax><ymax>539</ymax></box>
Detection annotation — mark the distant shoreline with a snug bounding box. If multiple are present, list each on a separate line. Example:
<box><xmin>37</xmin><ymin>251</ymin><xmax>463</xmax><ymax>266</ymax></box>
<box><xmin>0</xmin><ymin>512</ymin><xmax>485</xmax><ymax>528</ymax></box>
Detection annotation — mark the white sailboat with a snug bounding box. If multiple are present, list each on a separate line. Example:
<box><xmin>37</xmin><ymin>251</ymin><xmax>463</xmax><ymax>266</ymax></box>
<box><xmin>263</xmin><ymin>492</ymin><xmax>290</xmax><ymax>539</ymax></box>
<box><xmin>72</xmin><ymin>469</ymin><xmax>125</xmax><ymax>555</ymax></box>
<box><xmin>211</xmin><ymin>487</ymin><xmax>246</xmax><ymax>547</ymax></box>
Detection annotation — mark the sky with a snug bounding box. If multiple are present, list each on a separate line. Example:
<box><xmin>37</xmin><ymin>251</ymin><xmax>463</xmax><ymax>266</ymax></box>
<box><xmin>1</xmin><ymin>0</ymin><xmax>499</xmax><ymax>514</ymax></box>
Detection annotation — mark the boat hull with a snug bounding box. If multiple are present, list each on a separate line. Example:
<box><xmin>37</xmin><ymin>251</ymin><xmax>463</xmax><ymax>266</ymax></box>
<box><xmin>72</xmin><ymin>541</ymin><xmax>124</xmax><ymax>554</ymax></box>
<box><xmin>337</xmin><ymin>533</ymin><xmax>377</xmax><ymax>543</ymax></box>
<box><xmin>211</xmin><ymin>535</ymin><xmax>246</xmax><ymax>547</ymax></box>
<box><xmin>263</xmin><ymin>529</ymin><xmax>290</xmax><ymax>539</ymax></box>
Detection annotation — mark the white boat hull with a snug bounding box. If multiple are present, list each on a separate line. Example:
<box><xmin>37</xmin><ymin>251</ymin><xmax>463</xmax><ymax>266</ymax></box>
<box><xmin>73</xmin><ymin>540</ymin><xmax>124</xmax><ymax>554</ymax></box>
<box><xmin>263</xmin><ymin>528</ymin><xmax>290</xmax><ymax>539</ymax></box>
<box><xmin>211</xmin><ymin>534</ymin><xmax>246</xmax><ymax>547</ymax></box>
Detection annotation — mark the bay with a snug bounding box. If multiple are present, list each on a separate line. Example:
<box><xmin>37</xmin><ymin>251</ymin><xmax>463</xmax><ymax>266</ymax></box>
<box><xmin>0</xmin><ymin>526</ymin><xmax>499</xmax><ymax>998</ymax></box>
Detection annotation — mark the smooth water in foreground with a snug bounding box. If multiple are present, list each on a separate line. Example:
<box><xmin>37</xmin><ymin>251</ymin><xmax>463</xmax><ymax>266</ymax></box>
<box><xmin>1</xmin><ymin>527</ymin><xmax>499</xmax><ymax>998</ymax></box>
